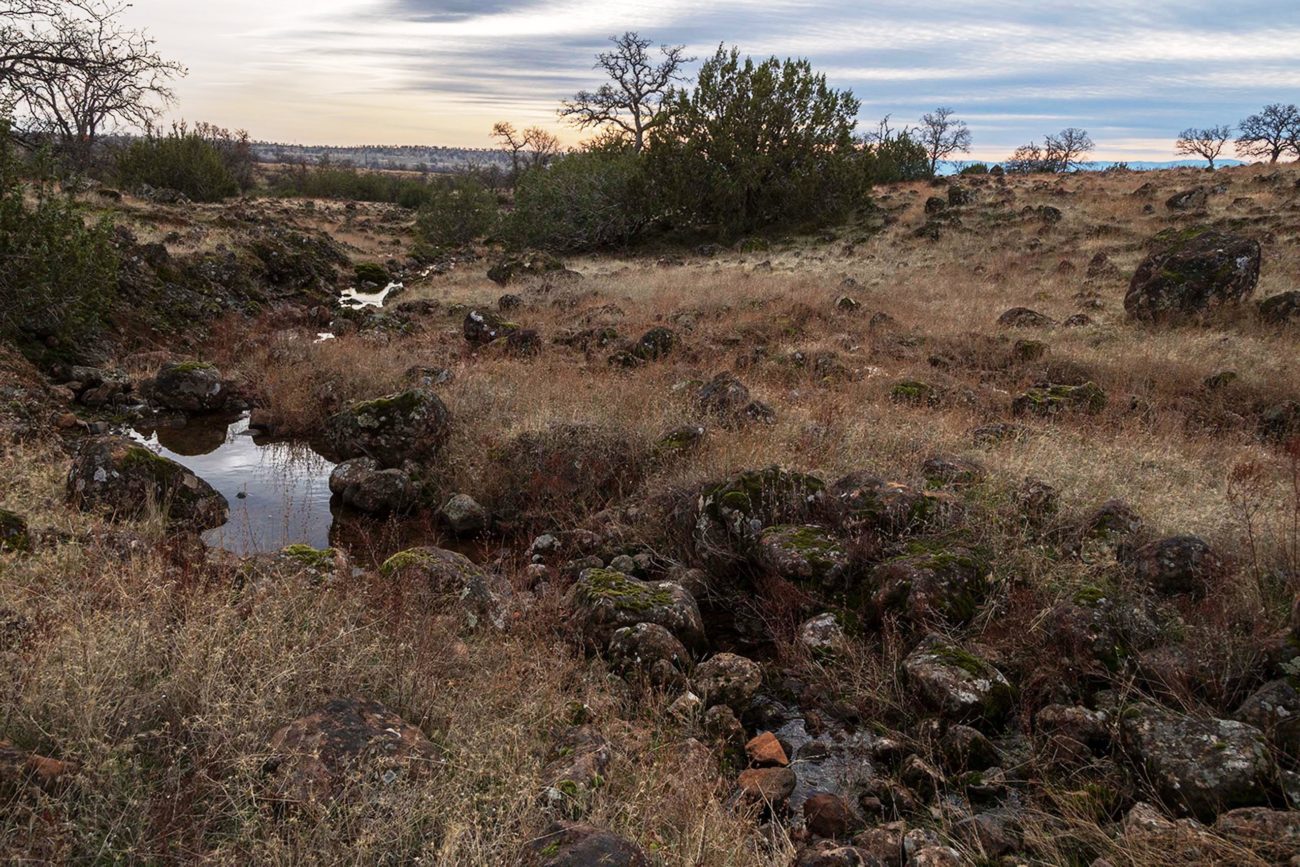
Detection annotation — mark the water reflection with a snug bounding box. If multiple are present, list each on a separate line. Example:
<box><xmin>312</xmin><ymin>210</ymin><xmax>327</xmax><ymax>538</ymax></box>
<box><xmin>129</xmin><ymin>413</ymin><xmax>487</xmax><ymax>565</ymax></box>
<box><xmin>132</xmin><ymin>414</ymin><xmax>336</xmax><ymax>555</ymax></box>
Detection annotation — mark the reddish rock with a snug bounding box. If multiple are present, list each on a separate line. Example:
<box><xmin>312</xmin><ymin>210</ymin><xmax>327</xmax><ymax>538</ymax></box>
<box><xmin>804</xmin><ymin>792</ymin><xmax>856</xmax><ymax>838</ymax></box>
<box><xmin>745</xmin><ymin>731</ymin><xmax>789</xmax><ymax>767</ymax></box>
<box><xmin>736</xmin><ymin>766</ymin><xmax>797</xmax><ymax>806</ymax></box>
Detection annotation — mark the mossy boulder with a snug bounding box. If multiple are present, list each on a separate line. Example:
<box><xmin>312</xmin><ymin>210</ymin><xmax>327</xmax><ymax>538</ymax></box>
<box><xmin>0</xmin><ymin>509</ymin><xmax>31</xmax><ymax>553</ymax></box>
<box><xmin>486</xmin><ymin>252</ymin><xmax>565</xmax><ymax>286</ymax></box>
<box><xmin>1258</xmin><ymin>291</ymin><xmax>1300</xmax><ymax>325</ymax></box>
<box><xmin>757</xmin><ymin>524</ymin><xmax>850</xmax><ymax>586</ymax></box>
<box><xmin>1124</xmin><ymin>228</ymin><xmax>1261</xmax><ymax>321</ymax></box>
<box><xmin>692</xmin><ymin>652</ymin><xmax>762</xmax><ymax>712</ymax></box>
<box><xmin>631</xmin><ymin>326</ymin><xmax>677</xmax><ymax>361</ymax></box>
<box><xmin>830</xmin><ymin>471</ymin><xmax>948</xmax><ymax>536</ymax></box>
<box><xmin>151</xmin><ymin>360</ymin><xmax>227</xmax><ymax>413</ymax></box>
<box><xmin>607</xmin><ymin>622</ymin><xmax>691</xmax><ymax>689</ymax></box>
<box><xmin>867</xmin><ymin>544</ymin><xmax>991</xmax><ymax>626</ymax></box>
<box><xmin>889</xmin><ymin>380</ymin><xmax>939</xmax><ymax>407</ymax></box>
<box><xmin>463</xmin><ymin>309</ymin><xmax>518</xmax><ymax>345</ymax></box>
<box><xmin>1011</xmin><ymin>381</ymin><xmax>1107</xmax><ymax>417</ymax></box>
<box><xmin>326</xmin><ymin>388</ymin><xmax>450</xmax><ymax>469</ymax></box>
<box><xmin>693</xmin><ymin>466</ymin><xmax>827</xmax><ymax>564</ymax></box>
<box><xmin>568</xmin><ymin>568</ymin><xmax>704</xmax><ymax>651</ymax></box>
<box><xmin>353</xmin><ymin>261</ymin><xmax>391</xmax><ymax>287</ymax></box>
<box><xmin>65</xmin><ymin>436</ymin><xmax>228</xmax><ymax>530</ymax></box>
<box><xmin>903</xmin><ymin>633</ymin><xmax>1013</xmax><ymax>725</ymax></box>
<box><xmin>380</xmin><ymin>546</ymin><xmax>510</xmax><ymax>629</ymax></box>
<box><xmin>1119</xmin><ymin>703</ymin><xmax>1275</xmax><ymax>822</ymax></box>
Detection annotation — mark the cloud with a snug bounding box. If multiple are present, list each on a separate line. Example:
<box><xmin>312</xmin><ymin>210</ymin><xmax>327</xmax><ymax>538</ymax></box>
<box><xmin>123</xmin><ymin>0</ymin><xmax>1300</xmax><ymax>159</ymax></box>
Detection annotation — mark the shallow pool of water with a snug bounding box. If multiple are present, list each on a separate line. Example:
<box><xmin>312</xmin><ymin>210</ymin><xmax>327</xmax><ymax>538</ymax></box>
<box><xmin>132</xmin><ymin>413</ymin><xmax>338</xmax><ymax>555</ymax></box>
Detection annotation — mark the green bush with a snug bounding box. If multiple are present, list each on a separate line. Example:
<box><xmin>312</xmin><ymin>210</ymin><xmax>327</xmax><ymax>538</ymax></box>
<box><xmin>412</xmin><ymin>177</ymin><xmax>499</xmax><ymax>252</ymax></box>
<box><xmin>504</xmin><ymin>149</ymin><xmax>652</xmax><ymax>251</ymax></box>
<box><xmin>649</xmin><ymin>46</ymin><xmax>864</xmax><ymax>238</ymax></box>
<box><xmin>0</xmin><ymin>126</ymin><xmax>117</xmax><ymax>359</ymax></box>
<box><xmin>861</xmin><ymin>133</ymin><xmax>932</xmax><ymax>184</ymax></box>
<box><xmin>116</xmin><ymin>128</ymin><xmax>240</xmax><ymax>202</ymax></box>
<box><xmin>273</xmin><ymin>162</ymin><xmax>446</xmax><ymax>209</ymax></box>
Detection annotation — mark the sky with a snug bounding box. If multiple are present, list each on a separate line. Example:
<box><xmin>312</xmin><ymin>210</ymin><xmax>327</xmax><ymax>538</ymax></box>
<box><xmin>121</xmin><ymin>0</ymin><xmax>1300</xmax><ymax>161</ymax></box>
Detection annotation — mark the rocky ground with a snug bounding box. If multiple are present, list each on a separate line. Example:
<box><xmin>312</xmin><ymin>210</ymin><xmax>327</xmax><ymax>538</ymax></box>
<box><xmin>3</xmin><ymin>164</ymin><xmax>1300</xmax><ymax>864</ymax></box>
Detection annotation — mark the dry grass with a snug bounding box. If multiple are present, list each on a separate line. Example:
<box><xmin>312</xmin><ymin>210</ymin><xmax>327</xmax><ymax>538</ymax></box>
<box><xmin>5</xmin><ymin>163</ymin><xmax>1300</xmax><ymax>863</ymax></box>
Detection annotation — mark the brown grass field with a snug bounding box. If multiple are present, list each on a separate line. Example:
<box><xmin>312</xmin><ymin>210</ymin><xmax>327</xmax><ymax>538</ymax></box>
<box><xmin>3</xmin><ymin>163</ymin><xmax>1299</xmax><ymax>864</ymax></box>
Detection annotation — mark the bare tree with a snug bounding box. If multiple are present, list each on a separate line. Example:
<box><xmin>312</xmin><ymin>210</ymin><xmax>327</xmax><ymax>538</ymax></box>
<box><xmin>1176</xmin><ymin>125</ymin><xmax>1233</xmax><ymax>169</ymax></box>
<box><xmin>1044</xmin><ymin>127</ymin><xmax>1094</xmax><ymax>172</ymax></box>
<box><xmin>917</xmin><ymin>107</ymin><xmax>972</xmax><ymax>175</ymax></box>
<box><xmin>1004</xmin><ymin>141</ymin><xmax>1049</xmax><ymax>174</ymax></box>
<box><xmin>2</xmin><ymin>1</ymin><xmax>183</xmax><ymax>162</ymax></box>
<box><xmin>558</xmin><ymin>32</ymin><xmax>691</xmax><ymax>152</ymax></box>
<box><xmin>1235</xmin><ymin>103</ymin><xmax>1300</xmax><ymax>164</ymax></box>
<box><xmin>492</xmin><ymin>122</ymin><xmax>563</xmax><ymax>186</ymax></box>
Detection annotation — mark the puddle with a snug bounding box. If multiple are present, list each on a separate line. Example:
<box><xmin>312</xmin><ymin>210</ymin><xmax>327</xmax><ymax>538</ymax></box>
<box><xmin>131</xmin><ymin>413</ymin><xmax>338</xmax><ymax>555</ymax></box>
<box><xmin>339</xmin><ymin>281</ymin><xmax>402</xmax><ymax>309</ymax></box>
<box><xmin>129</xmin><ymin>412</ymin><xmax>492</xmax><ymax>565</ymax></box>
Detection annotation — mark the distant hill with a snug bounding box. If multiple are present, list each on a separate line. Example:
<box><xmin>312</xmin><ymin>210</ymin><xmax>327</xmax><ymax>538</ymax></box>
<box><xmin>939</xmin><ymin>158</ymin><xmax>1246</xmax><ymax>175</ymax></box>
<box><xmin>250</xmin><ymin>142</ymin><xmax>514</xmax><ymax>173</ymax></box>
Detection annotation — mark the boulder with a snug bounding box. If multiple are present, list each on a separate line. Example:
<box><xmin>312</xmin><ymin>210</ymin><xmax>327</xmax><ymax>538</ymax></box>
<box><xmin>693</xmin><ymin>466</ymin><xmax>828</xmax><ymax>563</ymax></box>
<box><xmin>693</xmin><ymin>652</ymin><xmax>762</xmax><ymax>712</ymax></box>
<box><xmin>997</xmin><ymin>307</ymin><xmax>1055</xmax><ymax>329</ymax></box>
<box><xmin>463</xmin><ymin>308</ymin><xmax>517</xmax><ymax>345</ymax></box>
<box><xmin>1234</xmin><ymin>678</ymin><xmax>1300</xmax><ymax>762</ymax></box>
<box><xmin>831</xmin><ymin>472</ymin><xmax>945</xmax><ymax>535</ymax></box>
<box><xmin>631</xmin><ymin>326</ymin><xmax>677</xmax><ymax>361</ymax></box>
<box><xmin>326</xmin><ymin>388</ymin><xmax>450</xmax><ymax>468</ymax></box>
<box><xmin>151</xmin><ymin>361</ymin><xmax>227</xmax><ymax>413</ymax></box>
<box><xmin>902</xmin><ymin>634</ymin><xmax>1013</xmax><ymax>725</ymax></box>
<box><xmin>487</xmin><ymin>252</ymin><xmax>565</xmax><ymax>286</ymax></box>
<box><xmin>346</xmin><ymin>468</ymin><xmax>415</xmax><ymax>514</ymax></box>
<box><xmin>1129</xmin><ymin>535</ymin><xmax>1221</xmax><ymax>597</ymax></box>
<box><xmin>758</xmin><ymin>524</ymin><xmax>850</xmax><ymax>586</ymax></box>
<box><xmin>736</xmin><ymin>766</ymin><xmax>797</xmax><ymax>806</ymax></box>
<box><xmin>1260</xmin><ymin>399</ymin><xmax>1300</xmax><ymax>442</ymax></box>
<box><xmin>65</xmin><ymin>436</ymin><xmax>228</xmax><ymax>530</ymax></box>
<box><xmin>798</xmin><ymin>613</ymin><xmax>848</xmax><ymax>656</ymax></box>
<box><xmin>746</xmin><ymin>731</ymin><xmax>789</xmax><ymax>767</ymax></box>
<box><xmin>803</xmin><ymin>792</ymin><xmax>856</xmax><ymax>838</ymax></box>
<box><xmin>568</xmin><ymin>568</ymin><xmax>704</xmax><ymax>650</ymax></box>
<box><xmin>1259</xmin><ymin>290</ymin><xmax>1300</xmax><ymax>324</ymax></box>
<box><xmin>867</xmin><ymin>546</ymin><xmax>989</xmax><ymax>627</ymax></box>
<box><xmin>0</xmin><ymin>508</ymin><xmax>31</xmax><ymax>553</ymax></box>
<box><xmin>437</xmin><ymin>493</ymin><xmax>488</xmax><ymax>535</ymax></box>
<box><xmin>924</xmin><ymin>196</ymin><xmax>947</xmax><ymax>215</ymax></box>
<box><xmin>696</xmin><ymin>372</ymin><xmax>753</xmax><ymax>421</ymax></box>
<box><xmin>524</xmin><ymin>822</ymin><xmax>649</xmax><ymax>867</ymax></box>
<box><xmin>1124</xmin><ymin>228</ymin><xmax>1261</xmax><ymax>320</ymax></box>
<box><xmin>263</xmin><ymin>698</ymin><xmax>440</xmax><ymax>803</ymax></box>
<box><xmin>1011</xmin><ymin>381</ymin><xmax>1107</xmax><ymax>416</ymax></box>
<box><xmin>379</xmin><ymin>547</ymin><xmax>510</xmax><ymax>629</ymax></box>
<box><xmin>1165</xmin><ymin>187</ymin><xmax>1208</xmax><ymax>211</ymax></box>
<box><xmin>607</xmin><ymin>622</ymin><xmax>690</xmax><ymax>688</ymax></box>
<box><xmin>1213</xmin><ymin>807</ymin><xmax>1300</xmax><ymax>862</ymax></box>
<box><xmin>1119</xmin><ymin>703</ymin><xmax>1275</xmax><ymax>821</ymax></box>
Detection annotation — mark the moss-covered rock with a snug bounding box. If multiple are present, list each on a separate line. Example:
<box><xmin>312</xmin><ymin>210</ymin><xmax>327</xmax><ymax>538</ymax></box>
<box><xmin>569</xmin><ymin>568</ymin><xmax>704</xmax><ymax>651</ymax></box>
<box><xmin>1012</xmin><ymin>381</ymin><xmax>1107</xmax><ymax>417</ymax></box>
<box><xmin>463</xmin><ymin>309</ymin><xmax>518</xmax><ymax>345</ymax></box>
<box><xmin>0</xmin><ymin>508</ymin><xmax>31</xmax><ymax>553</ymax></box>
<box><xmin>353</xmin><ymin>261</ymin><xmax>391</xmax><ymax>287</ymax></box>
<box><xmin>380</xmin><ymin>546</ymin><xmax>510</xmax><ymax>629</ymax></box>
<box><xmin>150</xmin><ymin>360</ymin><xmax>227</xmax><ymax>413</ymax></box>
<box><xmin>758</xmin><ymin>524</ymin><xmax>850</xmax><ymax>586</ymax></box>
<box><xmin>65</xmin><ymin>436</ymin><xmax>228</xmax><ymax>530</ymax></box>
<box><xmin>1125</xmin><ymin>228</ymin><xmax>1261</xmax><ymax>321</ymax></box>
<box><xmin>889</xmin><ymin>380</ymin><xmax>939</xmax><ymax>407</ymax></box>
<box><xmin>867</xmin><ymin>544</ymin><xmax>991</xmax><ymax>626</ymax></box>
<box><xmin>326</xmin><ymin>388</ymin><xmax>450</xmax><ymax>468</ymax></box>
<box><xmin>903</xmin><ymin>633</ymin><xmax>1014</xmax><ymax>726</ymax></box>
<box><xmin>830</xmin><ymin>471</ymin><xmax>949</xmax><ymax>536</ymax></box>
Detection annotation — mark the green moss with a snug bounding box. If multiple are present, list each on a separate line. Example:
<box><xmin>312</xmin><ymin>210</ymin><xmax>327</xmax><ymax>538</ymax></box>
<box><xmin>354</xmin><ymin>261</ymin><xmax>391</xmax><ymax>286</ymax></box>
<box><xmin>168</xmin><ymin>360</ymin><xmax>216</xmax><ymax>374</ymax></box>
<box><xmin>350</xmin><ymin>389</ymin><xmax>425</xmax><ymax>419</ymax></box>
<box><xmin>890</xmin><ymin>380</ymin><xmax>934</xmax><ymax>404</ymax></box>
<box><xmin>575</xmin><ymin>569</ymin><xmax>673</xmax><ymax>612</ymax></box>
<box><xmin>279</xmin><ymin>544</ymin><xmax>337</xmax><ymax>571</ymax></box>
<box><xmin>120</xmin><ymin>445</ymin><xmax>185</xmax><ymax>483</ymax></box>
<box><xmin>0</xmin><ymin>508</ymin><xmax>30</xmax><ymax>553</ymax></box>
<box><xmin>928</xmin><ymin>641</ymin><xmax>994</xmax><ymax>679</ymax></box>
<box><xmin>379</xmin><ymin>548</ymin><xmax>435</xmax><ymax>578</ymax></box>
<box><xmin>1072</xmin><ymin>585</ymin><xmax>1108</xmax><ymax>607</ymax></box>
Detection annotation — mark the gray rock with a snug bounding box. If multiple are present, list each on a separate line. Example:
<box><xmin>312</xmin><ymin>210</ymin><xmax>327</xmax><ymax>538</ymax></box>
<box><xmin>902</xmin><ymin>634</ymin><xmax>1013</xmax><ymax>725</ymax></box>
<box><xmin>693</xmin><ymin>652</ymin><xmax>762</xmax><ymax>712</ymax></box>
<box><xmin>66</xmin><ymin>436</ymin><xmax>227</xmax><ymax>530</ymax></box>
<box><xmin>568</xmin><ymin>568</ymin><xmax>705</xmax><ymax>650</ymax></box>
<box><xmin>326</xmin><ymin>388</ymin><xmax>450</xmax><ymax>468</ymax></box>
<box><xmin>1125</xmin><ymin>228</ymin><xmax>1261</xmax><ymax>320</ymax></box>
<box><xmin>1119</xmin><ymin>703</ymin><xmax>1275</xmax><ymax>821</ymax></box>
<box><xmin>438</xmin><ymin>493</ymin><xmax>487</xmax><ymax>535</ymax></box>
<box><xmin>151</xmin><ymin>361</ymin><xmax>226</xmax><ymax>413</ymax></box>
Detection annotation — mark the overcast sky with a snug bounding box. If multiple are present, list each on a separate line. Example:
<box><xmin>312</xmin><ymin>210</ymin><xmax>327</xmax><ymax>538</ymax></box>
<box><xmin>122</xmin><ymin>0</ymin><xmax>1300</xmax><ymax>160</ymax></box>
